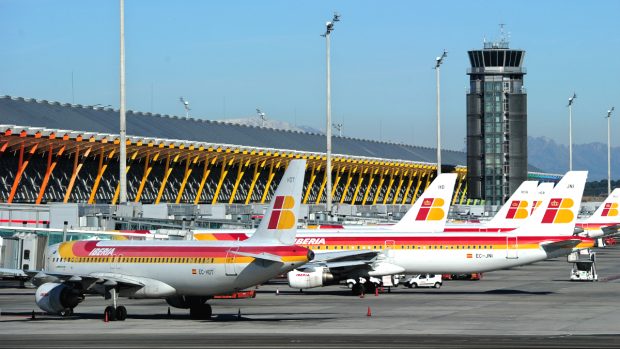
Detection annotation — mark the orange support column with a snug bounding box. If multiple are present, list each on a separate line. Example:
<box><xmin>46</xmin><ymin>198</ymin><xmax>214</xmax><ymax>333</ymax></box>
<box><xmin>212</xmin><ymin>157</ymin><xmax>234</xmax><ymax>204</ymax></box>
<box><xmin>36</xmin><ymin>143</ymin><xmax>65</xmax><ymax>204</ymax></box>
<box><xmin>8</xmin><ymin>142</ymin><xmax>39</xmax><ymax>203</ymax></box>
<box><xmin>63</xmin><ymin>146</ymin><xmax>92</xmax><ymax>203</ymax></box>
<box><xmin>229</xmin><ymin>158</ymin><xmax>250</xmax><ymax>204</ymax></box>
<box><xmin>134</xmin><ymin>152</ymin><xmax>157</xmax><ymax>203</ymax></box>
<box><xmin>112</xmin><ymin>150</ymin><xmax>139</xmax><ymax>204</ymax></box>
<box><xmin>88</xmin><ymin>148</ymin><xmax>116</xmax><ymax>204</ymax></box>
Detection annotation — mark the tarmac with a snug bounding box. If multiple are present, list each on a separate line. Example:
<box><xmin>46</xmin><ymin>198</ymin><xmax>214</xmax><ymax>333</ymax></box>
<box><xmin>1</xmin><ymin>245</ymin><xmax>620</xmax><ymax>347</ymax></box>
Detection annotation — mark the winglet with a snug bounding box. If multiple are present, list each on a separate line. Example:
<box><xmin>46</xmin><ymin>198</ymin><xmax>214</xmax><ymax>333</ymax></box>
<box><xmin>583</xmin><ymin>188</ymin><xmax>620</xmax><ymax>224</ymax></box>
<box><xmin>515</xmin><ymin>171</ymin><xmax>588</xmax><ymax>236</ymax></box>
<box><xmin>391</xmin><ymin>173</ymin><xmax>457</xmax><ymax>232</ymax></box>
<box><xmin>487</xmin><ymin>181</ymin><xmax>538</xmax><ymax>228</ymax></box>
<box><xmin>246</xmin><ymin>159</ymin><xmax>306</xmax><ymax>245</ymax></box>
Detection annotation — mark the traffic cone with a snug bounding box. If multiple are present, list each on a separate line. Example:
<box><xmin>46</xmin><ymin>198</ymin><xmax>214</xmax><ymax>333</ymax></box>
<box><xmin>31</xmin><ymin>310</ymin><xmax>35</xmax><ymax>320</ymax></box>
<box><xmin>367</xmin><ymin>307</ymin><xmax>372</xmax><ymax>317</ymax></box>
<box><xmin>375</xmin><ymin>287</ymin><xmax>379</xmax><ymax>297</ymax></box>
<box><xmin>104</xmin><ymin>309</ymin><xmax>109</xmax><ymax>323</ymax></box>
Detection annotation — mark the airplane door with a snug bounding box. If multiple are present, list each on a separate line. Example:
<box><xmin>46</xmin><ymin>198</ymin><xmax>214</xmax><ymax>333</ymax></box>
<box><xmin>384</xmin><ymin>240</ymin><xmax>396</xmax><ymax>259</ymax></box>
<box><xmin>225</xmin><ymin>247</ymin><xmax>239</xmax><ymax>276</ymax></box>
<box><xmin>506</xmin><ymin>236</ymin><xmax>518</xmax><ymax>259</ymax></box>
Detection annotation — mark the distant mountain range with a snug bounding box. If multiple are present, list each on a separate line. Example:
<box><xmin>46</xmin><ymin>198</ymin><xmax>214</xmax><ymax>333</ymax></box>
<box><xmin>216</xmin><ymin>118</ymin><xmax>617</xmax><ymax>181</ymax></box>
<box><xmin>528</xmin><ymin>136</ymin><xmax>619</xmax><ymax>181</ymax></box>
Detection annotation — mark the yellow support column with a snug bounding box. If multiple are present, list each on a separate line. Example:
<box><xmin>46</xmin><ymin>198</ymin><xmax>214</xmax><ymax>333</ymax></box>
<box><xmin>134</xmin><ymin>152</ymin><xmax>158</xmax><ymax>203</ymax></box>
<box><xmin>452</xmin><ymin>174</ymin><xmax>465</xmax><ymax>205</ymax></box>
<box><xmin>350</xmin><ymin>167</ymin><xmax>367</xmax><ymax>205</ymax></box>
<box><xmin>424</xmin><ymin>171</ymin><xmax>433</xmax><ymax>190</ymax></box>
<box><xmin>155</xmin><ymin>153</ymin><xmax>179</xmax><ymax>204</ymax></box>
<box><xmin>229</xmin><ymin>158</ymin><xmax>250</xmax><ymax>204</ymax></box>
<box><xmin>212</xmin><ymin>156</ymin><xmax>234</xmax><ymax>204</ymax></box>
<box><xmin>302</xmin><ymin>163</ymin><xmax>318</xmax><ymax>204</ymax></box>
<box><xmin>8</xmin><ymin>142</ymin><xmax>39</xmax><ymax>204</ymax></box>
<box><xmin>371</xmin><ymin>169</ymin><xmax>388</xmax><ymax>205</ymax></box>
<box><xmin>459</xmin><ymin>182</ymin><xmax>468</xmax><ymax>205</ymax></box>
<box><xmin>339</xmin><ymin>166</ymin><xmax>357</xmax><ymax>204</ymax></box>
<box><xmin>391</xmin><ymin>169</ymin><xmax>408</xmax><ymax>205</ymax></box>
<box><xmin>330</xmin><ymin>165</ymin><xmax>344</xmax><ymax>201</ymax></box>
<box><xmin>175</xmin><ymin>155</ymin><xmax>199</xmax><ymax>204</ymax></box>
<box><xmin>36</xmin><ymin>144</ymin><xmax>66</xmax><ymax>205</ymax></box>
<box><xmin>260</xmin><ymin>160</ymin><xmax>281</xmax><ymax>204</ymax></box>
<box><xmin>63</xmin><ymin>146</ymin><xmax>93</xmax><ymax>203</ymax></box>
<box><xmin>382</xmin><ymin>169</ymin><xmax>398</xmax><ymax>204</ymax></box>
<box><xmin>401</xmin><ymin>171</ymin><xmax>418</xmax><ymax>205</ymax></box>
<box><xmin>245</xmin><ymin>160</ymin><xmax>265</xmax><ymax>205</ymax></box>
<box><xmin>194</xmin><ymin>155</ymin><xmax>216</xmax><ymax>204</ymax></box>
<box><xmin>314</xmin><ymin>169</ymin><xmax>328</xmax><ymax>204</ymax></box>
<box><xmin>362</xmin><ymin>168</ymin><xmax>379</xmax><ymax>205</ymax></box>
<box><xmin>410</xmin><ymin>172</ymin><xmax>427</xmax><ymax>204</ymax></box>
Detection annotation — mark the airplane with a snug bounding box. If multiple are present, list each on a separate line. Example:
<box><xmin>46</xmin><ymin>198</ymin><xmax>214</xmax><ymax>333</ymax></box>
<box><xmin>443</xmin><ymin>181</ymin><xmax>555</xmax><ymax>233</ymax></box>
<box><xmin>575</xmin><ymin>188</ymin><xmax>620</xmax><ymax>238</ymax></box>
<box><xmin>1</xmin><ymin>159</ymin><xmax>311</xmax><ymax>320</ymax></box>
<box><xmin>286</xmin><ymin>171</ymin><xmax>593</xmax><ymax>294</ymax></box>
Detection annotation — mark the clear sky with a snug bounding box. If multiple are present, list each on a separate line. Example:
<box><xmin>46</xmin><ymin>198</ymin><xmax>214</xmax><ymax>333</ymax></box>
<box><xmin>1</xmin><ymin>0</ymin><xmax>618</xmax><ymax>151</ymax></box>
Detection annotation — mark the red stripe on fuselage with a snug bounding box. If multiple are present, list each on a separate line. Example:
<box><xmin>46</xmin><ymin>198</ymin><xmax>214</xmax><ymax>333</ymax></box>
<box><xmin>68</xmin><ymin>241</ymin><xmax>307</xmax><ymax>258</ymax></box>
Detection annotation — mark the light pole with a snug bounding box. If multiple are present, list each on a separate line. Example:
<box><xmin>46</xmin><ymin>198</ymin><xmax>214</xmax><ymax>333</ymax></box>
<box><xmin>332</xmin><ymin>123</ymin><xmax>343</xmax><ymax>137</ymax></box>
<box><xmin>119</xmin><ymin>0</ymin><xmax>127</xmax><ymax>204</ymax></box>
<box><xmin>607</xmin><ymin>107</ymin><xmax>615</xmax><ymax>196</ymax></box>
<box><xmin>323</xmin><ymin>12</ymin><xmax>339</xmax><ymax>214</ymax></box>
<box><xmin>179</xmin><ymin>97</ymin><xmax>190</xmax><ymax>118</ymax></box>
<box><xmin>256</xmin><ymin>108</ymin><xmax>267</xmax><ymax>127</ymax></box>
<box><xmin>434</xmin><ymin>50</ymin><xmax>447</xmax><ymax>175</ymax></box>
<box><xmin>567</xmin><ymin>93</ymin><xmax>577</xmax><ymax>171</ymax></box>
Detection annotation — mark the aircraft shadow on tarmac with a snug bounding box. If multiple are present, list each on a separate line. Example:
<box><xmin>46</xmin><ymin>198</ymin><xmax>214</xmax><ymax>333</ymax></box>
<box><xmin>0</xmin><ymin>310</ymin><xmax>339</xmax><ymax>323</ymax></box>
<box><xmin>277</xmin><ymin>288</ymin><xmax>554</xmax><ymax>296</ymax></box>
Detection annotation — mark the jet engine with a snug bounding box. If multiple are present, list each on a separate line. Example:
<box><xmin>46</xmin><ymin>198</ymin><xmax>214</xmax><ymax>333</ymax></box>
<box><xmin>287</xmin><ymin>267</ymin><xmax>335</xmax><ymax>289</ymax></box>
<box><xmin>35</xmin><ymin>283</ymin><xmax>83</xmax><ymax>314</ymax></box>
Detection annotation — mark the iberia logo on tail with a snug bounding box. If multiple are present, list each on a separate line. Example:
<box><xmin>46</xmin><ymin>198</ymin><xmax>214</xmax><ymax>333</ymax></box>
<box><xmin>541</xmin><ymin>198</ymin><xmax>574</xmax><ymax>224</ymax></box>
<box><xmin>601</xmin><ymin>203</ymin><xmax>619</xmax><ymax>217</ymax></box>
<box><xmin>415</xmin><ymin>198</ymin><xmax>445</xmax><ymax>221</ymax></box>
<box><xmin>267</xmin><ymin>195</ymin><xmax>296</xmax><ymax>229</ymax></box>
<box><xmin>506</xmin><ymin>200</ymin><xmax>529</xmax><ymax>219</ymax></box>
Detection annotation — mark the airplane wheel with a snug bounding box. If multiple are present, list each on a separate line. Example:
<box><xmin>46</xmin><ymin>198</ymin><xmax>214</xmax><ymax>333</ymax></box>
<box><xmin>189</xmin><ymin>304</ymin><xmax>212</xmax><ymax>320</ymax></box>
<box><xmin>115</xmin><ymin>306</ymin><xmax>127</xmax><ymax>321</ymax></box>
<box><xmin>351</xmin><ymin>283</ymin><xmax>362</xmax><ymax>296</ymax></box>
<box><xmin>104</xmin><ymin>306</ymin><xmax>117</xmax><ymax>321</ymax></box>
<box><xmin>364</xmin><ymin>281</ymin><xmax>376</xmax><ymax>294</ymax></box>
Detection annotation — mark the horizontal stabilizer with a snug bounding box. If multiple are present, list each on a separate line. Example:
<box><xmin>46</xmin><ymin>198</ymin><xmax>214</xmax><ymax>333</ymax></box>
<box><xmin>601</xmin><ymin>224</ymin><xmax>620</xmax><ymax>237</ymax></box>
<box><xmin>232</xmin><ymin>251</ymin><xmax>283</xmax><ymax>263</ymax></box>
<box><xmin>540</xmin><ymin>239</ymin><xmax>581</xmax><ymax>259</ymax></box>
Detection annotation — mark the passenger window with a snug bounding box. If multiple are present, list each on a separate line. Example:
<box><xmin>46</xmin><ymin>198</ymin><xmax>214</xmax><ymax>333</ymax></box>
<box><xmin>23</xmin><ymin>250</ymin><xmax>30</xmax><ymax>260</ymax></box>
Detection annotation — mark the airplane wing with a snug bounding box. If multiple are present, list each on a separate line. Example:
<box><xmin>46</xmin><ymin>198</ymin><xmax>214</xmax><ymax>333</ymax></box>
<box><xmin>299</xmin><ymin>250</ymin><xmax>380</xmax><ymax>276</ymax></box>
<box><xmin>0</xmin><ymin>268</ymin><xmax>30</xmax><ymax>279</ymax></box>
<box><xmin>540</xmin><ymin>239</ymin><xmax>582</xmax><ymax>259</ymax></box>
<box><xmin>601</xmin><ymin>224</ymin><xmax>620</xmax><ymax>237</ymax></box>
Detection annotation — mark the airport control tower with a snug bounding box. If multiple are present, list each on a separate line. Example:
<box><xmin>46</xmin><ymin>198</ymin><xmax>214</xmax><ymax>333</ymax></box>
<box><xmin>466</xmin><ymin>32</ymin><xmax>527</xmax><ymax>206</ymax></box>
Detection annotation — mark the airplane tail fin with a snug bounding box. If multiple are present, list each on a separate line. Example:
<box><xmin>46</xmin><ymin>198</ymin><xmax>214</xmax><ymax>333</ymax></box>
<box><xmin>246</xmin><ymin>159</ymin><xmax>306</xmax><ymax>245</ymax></box>
<box><xmin>531</xmin><ymin>182</ymin><xmax>555</xmax><ymax>214</ymax></box>
<box><xmin>513</xmin><ymin>171</ymin><xmax>587</xmax><ymax>236</ymax></box>
<box><xmin>486</xmin><ymin>181</ymin><xmax>538</xmax><ymax>228</ymax></box>
<box><xmin>391</xmin><ymin>173</ymin><xmax>457</xmax><ymax>232</ymax></box>
<box><xmin>583</xmin><ymin>188</ymin><xmax>620</xmax><ymax>224</ymax></box>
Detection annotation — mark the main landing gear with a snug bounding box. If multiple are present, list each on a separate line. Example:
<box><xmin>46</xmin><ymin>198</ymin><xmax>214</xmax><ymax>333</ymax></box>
<box><xmin>104</xmin><ymin>287</ymin><xmax>127</xmax><ymax>321</ymax></box>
